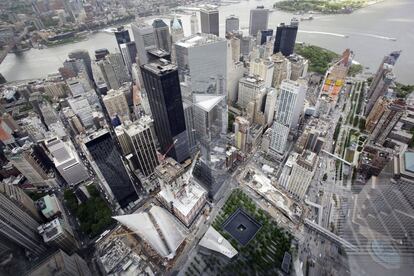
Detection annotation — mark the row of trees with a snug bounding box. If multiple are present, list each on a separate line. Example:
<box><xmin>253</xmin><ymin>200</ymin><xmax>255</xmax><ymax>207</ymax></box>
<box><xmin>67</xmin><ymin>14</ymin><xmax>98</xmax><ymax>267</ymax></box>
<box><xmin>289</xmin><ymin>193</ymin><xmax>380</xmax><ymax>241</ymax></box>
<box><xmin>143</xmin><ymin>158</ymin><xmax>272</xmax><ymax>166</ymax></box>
<box><xmin>295</xmin><ymin>44</ymin><xmax>339</xmax><ymax>75</ymax></box>
<box><xmin>64</xmin><ymin>185</ymin><xmax>113</xmax><ymax>238</ymax></box>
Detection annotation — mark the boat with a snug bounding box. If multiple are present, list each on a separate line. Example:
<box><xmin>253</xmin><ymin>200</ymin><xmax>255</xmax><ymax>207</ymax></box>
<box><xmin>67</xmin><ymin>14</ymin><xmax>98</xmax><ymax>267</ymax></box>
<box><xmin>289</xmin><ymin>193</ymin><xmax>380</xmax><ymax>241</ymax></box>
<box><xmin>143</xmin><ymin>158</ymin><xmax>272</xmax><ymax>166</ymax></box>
<box><xmin>300</xmin><ymin>16</ymin><xmax>314</xmax><ymax>21</ymax></box>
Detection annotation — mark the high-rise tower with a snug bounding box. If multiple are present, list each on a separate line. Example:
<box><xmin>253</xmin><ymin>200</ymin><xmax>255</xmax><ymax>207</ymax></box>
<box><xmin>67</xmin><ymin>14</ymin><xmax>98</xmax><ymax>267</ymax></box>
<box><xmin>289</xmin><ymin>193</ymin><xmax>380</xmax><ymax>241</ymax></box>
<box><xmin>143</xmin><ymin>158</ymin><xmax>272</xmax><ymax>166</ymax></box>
<box><xmin>249</xmin><ymin>6</ymin><xmax>269</xmax><ymax>36</ymax></box>
<box><xmin>200</xmin><ymin>7</ymin><xmax>219</xmax><ymax>36</ymax></box>
<box><xmin>140</xmin><ymin>60</ymin><xmax>190</xmax><ymax>163</ymax></box>
<box><xmin>273</xmin><ymin>18</ymin><xmax>299</xmax><ymax>56</ymax></box>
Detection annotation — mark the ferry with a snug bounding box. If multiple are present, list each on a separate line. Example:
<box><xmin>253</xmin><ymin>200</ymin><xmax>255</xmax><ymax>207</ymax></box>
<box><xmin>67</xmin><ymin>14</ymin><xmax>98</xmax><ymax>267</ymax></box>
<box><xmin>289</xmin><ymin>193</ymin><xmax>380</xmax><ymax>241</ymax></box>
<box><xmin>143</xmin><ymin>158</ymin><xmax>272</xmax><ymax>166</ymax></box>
<box><xmin>300</xmin><ymin>16</ymin><xmax>314</xmax><ymax>21</ymax></box>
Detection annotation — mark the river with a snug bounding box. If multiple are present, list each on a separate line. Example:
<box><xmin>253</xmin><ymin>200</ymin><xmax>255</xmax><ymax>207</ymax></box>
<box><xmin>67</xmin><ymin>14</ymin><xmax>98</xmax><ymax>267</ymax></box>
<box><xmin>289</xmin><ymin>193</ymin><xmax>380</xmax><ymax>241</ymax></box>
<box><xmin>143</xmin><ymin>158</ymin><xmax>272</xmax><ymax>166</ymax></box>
<box><xmin>0</xmin><ymin>0</ymin><xmax>413</xmax><ymax>84</ymax></box>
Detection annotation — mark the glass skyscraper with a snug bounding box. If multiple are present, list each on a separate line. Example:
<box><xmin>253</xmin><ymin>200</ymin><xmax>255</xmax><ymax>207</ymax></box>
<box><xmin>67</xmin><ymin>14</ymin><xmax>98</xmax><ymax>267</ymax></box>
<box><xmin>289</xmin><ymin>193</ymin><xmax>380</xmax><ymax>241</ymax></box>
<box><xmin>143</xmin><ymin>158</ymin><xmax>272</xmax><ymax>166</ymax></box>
<box><xmin>140</xmin><ymin>60</ymin><xmax>190</xmax><ymax>163</ymax></box>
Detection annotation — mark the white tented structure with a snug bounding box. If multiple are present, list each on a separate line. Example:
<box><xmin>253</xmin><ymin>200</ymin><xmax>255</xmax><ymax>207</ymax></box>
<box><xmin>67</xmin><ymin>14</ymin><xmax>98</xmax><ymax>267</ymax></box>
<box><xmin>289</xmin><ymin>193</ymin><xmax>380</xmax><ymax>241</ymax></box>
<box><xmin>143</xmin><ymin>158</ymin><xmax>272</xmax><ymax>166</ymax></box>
<box><xmin>113</xmin><ymin>206</ymin><xmax>185</xmax><ymax>259</ymax></box>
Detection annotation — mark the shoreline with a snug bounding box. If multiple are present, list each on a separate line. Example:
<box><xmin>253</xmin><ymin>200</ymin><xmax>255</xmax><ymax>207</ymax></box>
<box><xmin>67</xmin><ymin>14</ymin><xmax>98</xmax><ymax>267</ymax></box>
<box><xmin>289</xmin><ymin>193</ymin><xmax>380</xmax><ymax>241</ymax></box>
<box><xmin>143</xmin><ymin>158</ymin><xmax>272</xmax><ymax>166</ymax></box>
<box><xmin>274</xmin><ymin>0</ymin><xmax>386</xmax><ymax>15</ymax></box>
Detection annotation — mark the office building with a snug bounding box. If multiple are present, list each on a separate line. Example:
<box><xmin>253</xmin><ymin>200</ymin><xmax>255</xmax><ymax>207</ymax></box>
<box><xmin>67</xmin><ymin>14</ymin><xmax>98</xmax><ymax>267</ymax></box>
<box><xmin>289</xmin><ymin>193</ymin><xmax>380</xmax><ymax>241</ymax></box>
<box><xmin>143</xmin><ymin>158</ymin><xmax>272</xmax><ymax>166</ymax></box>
<box><xmin>156</xmin><ymin>158</ymin><xmax>207</xmax><ymax>227</ymax></box>
<box><xmin>36</xmin><ymin>194</ymin><xmax>66</xmax><ymax>221</ymax></box>
<box><xmin>249</xmin><ymin>6</ymin><xmax>269</xmax><ymax>36</ymax></box>
<box><xmin>238</xmin><ymin>76</ymin><xmax>267</xmax><ymax>109</ymax></box>
<box><xmin>103</xmin><ymin>86</ymin><xmax>131</xmax><ymax>123</ymax></box>
<box><xmin>106</xmin><ymin>52</ymin><xmax>130</xmax><ymax>88</ymax></box>
<box><xmin>190</xmin><ymin>12</ymin><xmax>199</xmax><ymax>35</ymax></box>
<box><xmin>38</xmin><ymin>218</ymin><xmax>78</xmax><ymax>253</ymax></box>
<box><xmin>114</xmin><ymin>26</ymin><xmax>131</xmax><ymax>53</ymax></box>
<box><xmin>249</xmin><ymin>58</ymin><xmax>275</xmax><ymax>87</ymax></box>
<box><xmin>68</xmin><ymin>50</ymin><xmax>93</xmax><ymax>81</ymax></box>
<box><xmin>240</xmin><ymin>35</ymin><xmax>254</xmax><ymax>58</ymax></box>
<box><xmin>269</xmin><ymin>80</ymin><xmax>306</xmax><ymax>155</ymax></box>
<box><xmin>284</xmin><ymin>151</ymin><xmax>318</xmax><ymax>199</ymax></box>
<box><xmin>61</xmin><ymin>58</ymin><xmax>88</xmax><ymax>79</ymax></box>
<box><xmin>273</xmin><ymin>18</ymin><xmax>299</xmax><ymax>56</ymax></box>
<box><xmin>5</xmin><ymin>142</ymin><xmax>55</xmax><ymax>188</ymax></box>
<box><xmin>141</xmin><ymin>60</ymin><xmax>190</xmax><ymax>163</ymax></box>
<box><xmin>200</xmin><ymin>6</ymin><xmax>219</xmax><ymax>36</ymax></box>
<box><xmin>152</xmin><ymin>19</ymin><xmax>171</xmax><ymax>52</ymax></box>
<box><xmin>170</xmin><ymin>16</ymin><xmax>184</xmax><ymax>64</ymax></box>
<box><xmin>193</xmin><ymin>78</ymin><xmax>228</xmax><ymax>199</ymax></box>
<box><xmin>94</xmin><ymin>48</ymin><xmax>109</xmax><ymax>60</ymax></box>
<box><xmin>182</xmin><ymin>98</ymin><xmax>197</xmax><ymax>152</ymax></box>
<box><xmin>367</xmin><ymin>98</ymin><xmax>406</xmax><ymax>145</ymax></box>
<box><xmin>0</xmin><ymin>183</ymin><xmax>46</xmax><ymax>255</ymax></box>
<box><xmin>68</xmin><ymin>96</ymin><xmax>94</xmax><ymax>128</ymax></box>
<box><xmin>44</xmin><ymin>137</ymin><xmax>89</xmax><ymax>186</ymax></box>
<box><xmin>227</xmin><ymin>61</ymin><xmax>245</xmax><ymax>105</ymax></box>
<box><xmin>364</xmin><ymin>51</ymin><xmax>400</xmax><ymax>116</ymax></box>
<box><xmin>288</xmin><ymin>54</ymin><xmax>308</xmax><ymax>81</ymax></box>
<box><xmin>120</xmin><ymin>42</ymin><xmax>137</xmax><ymax>74</ymax></box>
<box><xmin>170</xmin><ymin>15</ymin><xmax>184</xmax><ymax>43</ymax></box>
<box><xmin>115</xmin><ymin>116</ymin><xmax>159</xmax><ymax>177</ymax></box>
<box><xmin>28</xmin><ymin>249</ymin><xmax>91</xmax><ymax>276</ymax></box>
<box><xmin>226</xmin><ymin>15</ymin><xmax>239</xmax><ymax>34</ymax></box>
<box><xmin>234</xmin><ymin>116</ymin><xmax>250</xmax><ymax>152</ymax></box>
<box><xmin>259</xmin><ymin>29</ymin><xmax>273</xmax><ymax>45</ymax></box>
<box><xmin>229</xmin><ymin>36</ymin><xmax>241</xmax><ymax>62</ymax></box>
<box><xmin>271</xmin><ymin>52</ymin><xmax>291</xmax><ymax>87</ymax></box>
<box><xmin>264</xmin><ymin>88</ymin><xmax>277</xmax><ymax>126</ymax></box>
<box><xmin>131</xmin><ymin>22</ymin><xmax>156</xmax><ymax>65</ymax></box>
<box><xmin>340</xmin><ymin>152</ymin><xmax>414</xmax><ymax>275</ymax></box>
<box><xmin>83</xmin><ymin>129</ymin><xmax>138</xmax><ymax>209</ymax></box>
<box><xmin>175</xmin><ymin>33</ymin><xmax>227</xmax><ymax>93</ymax></box>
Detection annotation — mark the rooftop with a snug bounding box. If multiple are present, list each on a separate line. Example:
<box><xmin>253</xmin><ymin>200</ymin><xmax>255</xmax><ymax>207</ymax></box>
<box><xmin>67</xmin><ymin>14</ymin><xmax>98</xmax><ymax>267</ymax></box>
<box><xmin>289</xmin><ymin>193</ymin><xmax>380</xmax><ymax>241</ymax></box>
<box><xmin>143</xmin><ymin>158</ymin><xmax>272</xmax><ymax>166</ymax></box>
<box><xmin>199</xmin><ymin>226</ymin><xmax>238</xmax><ymax>258</ymax></box>
<box><xmin>176</xmin><ymin>33</ymin><xmax>224</xmax><ymax>48</ymax></box>
<box><xmin>194</xmin><ymin>95</ymin><xmax>225</xmax><ymax>113</ymax></box>
<box><xmin>113</xmin><ymin>206</ymin><xmax>185</xmax><ymax>259</ymax></box>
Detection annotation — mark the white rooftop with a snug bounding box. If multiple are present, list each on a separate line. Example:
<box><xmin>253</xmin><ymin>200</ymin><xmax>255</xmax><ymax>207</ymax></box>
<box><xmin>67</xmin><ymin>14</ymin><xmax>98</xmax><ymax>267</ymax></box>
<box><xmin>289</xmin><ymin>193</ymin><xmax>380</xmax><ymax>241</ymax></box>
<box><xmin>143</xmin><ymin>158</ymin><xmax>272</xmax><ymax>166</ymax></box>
<box><xmin>199</xmin><ymin>226</ymin><xmax>238</xmax><ymax>258</ymax></box>
<box><xmin>113</xmin><ymin>206</ymin><xmax>185</xmax><ymax>259</ymax></box>
<box><xmin>158</xmin><ymin>181</ymin><xmax>206</xmax><ymax>216</ymax></box>
<box><xmin>194</xmin><ymin>95</ymin><xmax>225</xmax><ymax>113</ymax></box>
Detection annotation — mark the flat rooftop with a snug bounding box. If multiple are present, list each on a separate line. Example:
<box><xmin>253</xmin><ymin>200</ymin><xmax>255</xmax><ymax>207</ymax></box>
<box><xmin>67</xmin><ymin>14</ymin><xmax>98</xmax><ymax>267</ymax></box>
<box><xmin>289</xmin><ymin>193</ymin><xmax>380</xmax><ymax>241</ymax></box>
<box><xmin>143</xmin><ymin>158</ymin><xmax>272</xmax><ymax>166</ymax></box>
<box><xmin>222</xmin><ymin>208</ymin><xmax>261</xmax><ymax>246</ymax></box>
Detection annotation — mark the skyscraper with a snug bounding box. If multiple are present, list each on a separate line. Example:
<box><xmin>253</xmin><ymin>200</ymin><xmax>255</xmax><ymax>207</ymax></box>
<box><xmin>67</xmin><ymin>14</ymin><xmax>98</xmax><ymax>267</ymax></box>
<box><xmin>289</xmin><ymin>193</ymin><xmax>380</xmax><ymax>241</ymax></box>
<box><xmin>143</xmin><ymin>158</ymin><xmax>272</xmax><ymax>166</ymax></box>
<box><xmin>364</xmin><ymin>51</ymin><xmax>400</xmax><ymax>116</ymax></box>
<box><xmin>115</xmin><ymin>116</ymin><xmax>159</xmax><ymax>177</ymax></box>
<box><xmin>83</xmin><ymin>129</ymin><xmax>138</xmax><ymax>209</ymax></box>
<box><xmin>225</xmin><ymin>15</ymin><xmax>239</xmax><ymax>34</ymax></box>
<box><xmin>0</xmin><ymin>183</ymin><xmax>46</xmax><ymax>255</ymax></box>
<box><xmin>269</xmin><ymin>80</ymin><xmax>306</xmax><ymax>155</ymax></box>
<box><xmin>102</xmin><ymin>86</ymin><xmax>131</xmax><ymax>124</ymax></box>
<box><xmin>259</xmin><ymin>29</ymin><xmax>273</xmax><ymax>45</ymax></box>
<box><xmin>152</xmin><ymin>19</ymin><xmax>171</xmax><ymax>52</ymax></box>
<box><xmin>273</xmin><ymin>18</ymin><xmax>299</xmax><ymax>56</ymax></box>
<box><xmin>120</xmin><ymin>42</ymin><xmax>137</xmax><ymax>74</ymax></box>
<box><xmin>68</xmin><ymin>50</ymin><xmax>93</xmax><ymax>82</ymax></box>
<box><xmin>190</xmin><ymin>12</ymin><xmax>199</xmax><ymax>35</ymax></box>
<box><xmin>140</xmin><ymin>60</ymin><xmax>190</xmax><ymax>163</ymax></box>
<box><xmin>193</xmin><ymin>78</ymin><xmax>228</xmax><ymax>199</ymax></box>
<box><xmin>175</xmin><ymin>33</ymin><xmax>227</xmax><ymax>93</ymax></box>
<box><xmin>131</xmin><ymin>22</ymin><xmax>156</xmax><ymax>65</ymax></box>
<box><xmin>94</xmin><ymin>48</ymin><xmax>109</xmax><ymax>61</ymax></box>
<box><xmin>114</xmin><ymin>26</ymin><xmax>131</xmax><ymax>53</ymax></box>
<box><xmin>200</xmin><ymin>7</ymin><xmax>219</xmax><ymax>36</ymax></box>
<box><xmin>249</xmin><ymin>6</ymin><xmax>269</xmax><ymax>36</ymax></box>
<box><xmin>27</xmin><ymin>249</ymin><xmax>91</xmax><ymax>276</ymax></box>
<box><xmin>238</xmin><ymin>76</ymin><xmax>267</xmax><ymax>109</ymax></box>
<box><xmin>366</xmin><ymin>98</ymin><xmax>406</xmax><ymax>145</ymax></box>
<box><xmin>5</xmin><ymin>142</ymin><xmax>55</xmax><ymax>188</ymax></box>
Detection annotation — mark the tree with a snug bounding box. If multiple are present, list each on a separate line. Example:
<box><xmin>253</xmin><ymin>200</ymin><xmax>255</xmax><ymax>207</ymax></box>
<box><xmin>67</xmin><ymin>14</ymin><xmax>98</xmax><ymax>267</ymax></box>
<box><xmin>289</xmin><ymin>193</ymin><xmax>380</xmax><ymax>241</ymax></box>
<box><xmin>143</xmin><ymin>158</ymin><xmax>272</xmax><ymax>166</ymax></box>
<box><xmin>322</xmin><ymin>173</ymin><xmax>328</xmax><ymax>181</ymax></box>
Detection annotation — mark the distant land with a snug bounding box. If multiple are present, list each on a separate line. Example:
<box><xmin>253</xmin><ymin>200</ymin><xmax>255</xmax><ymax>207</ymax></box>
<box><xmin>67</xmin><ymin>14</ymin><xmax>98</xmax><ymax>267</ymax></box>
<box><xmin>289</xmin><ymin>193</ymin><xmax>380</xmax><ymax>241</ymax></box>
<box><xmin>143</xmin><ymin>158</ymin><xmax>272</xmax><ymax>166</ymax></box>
<box><xmin>274</xmin><ymin>0</ymin><xmax>385</xmax><ymax>14</ymax></box>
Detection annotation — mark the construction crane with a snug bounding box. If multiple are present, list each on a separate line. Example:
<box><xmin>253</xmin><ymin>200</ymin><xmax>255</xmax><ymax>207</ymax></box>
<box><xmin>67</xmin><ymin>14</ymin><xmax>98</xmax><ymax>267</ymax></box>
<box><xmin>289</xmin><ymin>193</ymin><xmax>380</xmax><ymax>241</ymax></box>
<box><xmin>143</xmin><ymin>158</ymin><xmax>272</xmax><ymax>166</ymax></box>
<box><xmin>159</xmin><ymin>139</ymin><xmax>178</xmax><ymax>161</ymax></box>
